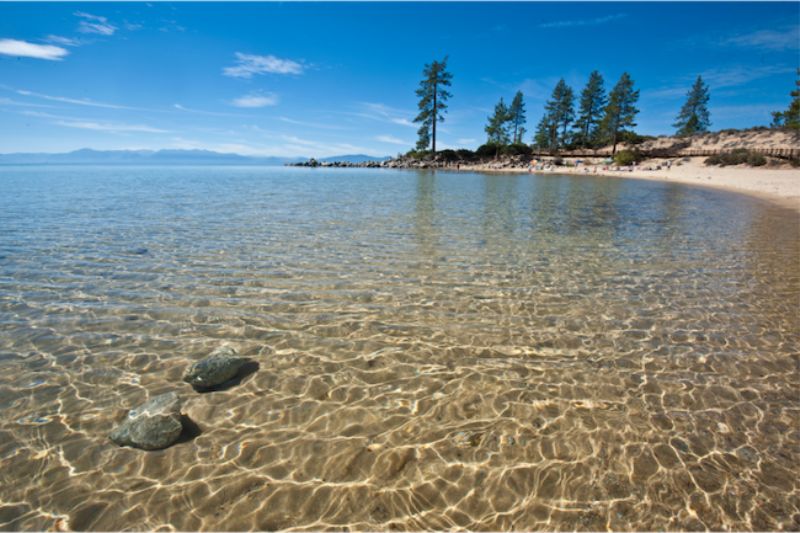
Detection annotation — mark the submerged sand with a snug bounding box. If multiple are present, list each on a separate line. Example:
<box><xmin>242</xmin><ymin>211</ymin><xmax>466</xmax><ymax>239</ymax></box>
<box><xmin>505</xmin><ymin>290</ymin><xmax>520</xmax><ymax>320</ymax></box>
<box><xmin>460</xmin><ymin>158</ymin><xmax>800</xmax><ymax>212</ymax></box>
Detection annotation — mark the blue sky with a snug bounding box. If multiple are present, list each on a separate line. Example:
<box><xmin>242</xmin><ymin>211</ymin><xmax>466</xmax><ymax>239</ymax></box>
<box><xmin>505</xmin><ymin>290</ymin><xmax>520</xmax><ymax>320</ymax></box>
<box><xmin>1</xmin><ymin>2</ymin><xmax>798</xmax><ymax>157</ymax></box>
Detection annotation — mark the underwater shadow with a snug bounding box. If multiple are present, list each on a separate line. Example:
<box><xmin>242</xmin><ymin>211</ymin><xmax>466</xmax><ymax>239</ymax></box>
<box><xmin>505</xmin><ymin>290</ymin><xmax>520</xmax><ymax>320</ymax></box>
<box><xmin>175</xmin><ymin>415</ymin><xmax>202</xmax><ymax>444</ymax></box>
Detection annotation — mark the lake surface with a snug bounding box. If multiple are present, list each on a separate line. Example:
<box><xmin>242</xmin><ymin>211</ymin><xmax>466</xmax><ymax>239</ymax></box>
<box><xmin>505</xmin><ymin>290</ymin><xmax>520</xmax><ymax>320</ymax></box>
<box><xmin>0</xmin><ymin>165</ymin><xmax>798</xmax><ymax>531</ymax></box>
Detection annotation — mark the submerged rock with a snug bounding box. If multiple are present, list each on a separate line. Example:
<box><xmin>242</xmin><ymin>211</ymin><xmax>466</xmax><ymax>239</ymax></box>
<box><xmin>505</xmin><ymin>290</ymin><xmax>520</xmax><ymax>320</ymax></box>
<box><xmin>109</xmin><ymin>392</ymin><xmax>183</xmax><ymax>450</ymax></box>
<box><xmin>182</xmin><ymin>346</ymin><xmax>247</xmax><ymax>390</ymax></box>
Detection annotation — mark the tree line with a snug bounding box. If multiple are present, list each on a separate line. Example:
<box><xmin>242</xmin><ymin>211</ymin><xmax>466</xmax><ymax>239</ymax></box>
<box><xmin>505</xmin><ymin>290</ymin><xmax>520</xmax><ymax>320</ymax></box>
<box><xmin>412</xmin><ymin>58</ymin><xmax>798</xmax><ymax>158</ymax></box>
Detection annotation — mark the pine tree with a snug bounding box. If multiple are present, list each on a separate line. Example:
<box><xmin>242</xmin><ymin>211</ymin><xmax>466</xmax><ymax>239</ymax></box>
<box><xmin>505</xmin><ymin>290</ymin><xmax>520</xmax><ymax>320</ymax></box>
<box><xmin>600</xmin><ymin>72</ymin><xmax>640</xmax><ymax>155</ymax></box>
<box><xmin>485</xmin><ymin>97</ymin><xmax>511</xmax><ymax>145</ymax></box>
<box><xmin>543</xmin><ymin>79</ymin><xmax>575</xmax><ymax>149</ymax></box>
<box><xmin>533</xmin><ymin>114</ymin><xmax>558</xmax><ymax>154</ymax></box>
<box><xmin>508</xmin><ymin>91</ymin><xmax>527</xmax><ymax>144</ymax></box>
<box><xmin>573</xmin><ymin>71</ymin><xmax>607</xmax><ymax>147</ymax></box>
<box><xmin>771</xmin><ymin>68</ymin><xmax>800</xmax><ymax>130</ymax></box>
<box><xmin>414</xmin><ymin>57</ymin><xmax>453</xmax><ymax>154</ymax></box>
<box><xmin>673</xmin><ymin>75</ymin><xmax>711</xmax><ymax>136</ymax></box>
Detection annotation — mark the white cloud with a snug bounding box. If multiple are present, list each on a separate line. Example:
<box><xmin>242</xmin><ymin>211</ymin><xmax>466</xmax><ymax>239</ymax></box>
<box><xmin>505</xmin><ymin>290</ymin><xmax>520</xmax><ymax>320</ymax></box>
<box><xmin>278</xmin><ymin>116</ymin><xmax>347</xmax><ymax>130</ymax></box>
<box><xmin>538</xmin><ymin>13</ymin><xmax>626</xmax><ymax>29</ymax></box>
<box><xmin>16</xmin><ymin>89</ymin><xmax>132</xmax><ymax>110</ymax></box>
<box><xmin>75</xmin><ymin>12</ymin><xmax>117</xmax><ymax>36</ymax></box>
<box><xmin>230</xmin><ymin>92</ymin><xmax>279</xmax><ymax>108</ymax></box>
<box><xmin>55</xmin><ymin>119</ymin><xmax>168</xmax><ymax>133</ymax></box>
<box><xmin>376</xmin><ymin>135</ymin><xmax>409</xmax><ymax>145</ymax></box>
<box><xmin>702</xmin><ymin>65</ymin><xmax>795</xmax><ymax>89</ymax></box>
<box><xmin>724</xmin><ymin>25</ymin><xmax>799</xmax><ymax>51</ymax></box>
<box><xmin>19</xmin><ymin>109</ymin><xmax>168</xmax><ymax>134</ymax></box>
<box><xmin>173</xmin><ymin>103</ymin><xmax>243</xmax><ymax>117</ymax></box>
<box><xmin>357</xmin><ymin>102</ymin><xmax>416</xmax><ymax>128</ymax></box>
<box><xmin>223</xmin><ymin>52</ymin><xmax>304</xmax><ymax>78</ymax></box>
<box><xmin>45</xmin><ymin>35</ymin><xmax>81</xmax><ymax>47</ymax></box>
<box><xmin>456</xmin><ymin>138</ymin><xmax>477</xmax><ymax>145</ymax></box>
<box><xmin>0</xmin><ymin>39</ymin><xmax>68</xmax><ymax>60</ymax></box>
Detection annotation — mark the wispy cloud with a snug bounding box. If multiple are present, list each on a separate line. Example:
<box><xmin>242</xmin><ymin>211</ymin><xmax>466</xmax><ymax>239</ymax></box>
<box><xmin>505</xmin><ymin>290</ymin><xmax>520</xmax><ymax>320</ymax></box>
<box><xmin>356</xmin><ymin>102</ymin><xmax>416</xmax><ymax>128</ymax></box>
<box><xmin>0</xmin><ymin>39</ymin><xmax>68</xmax><ymax>60</ymax></box>
<box><xmin>55</xmin><ymin>120</ymin><xmax>167</xmax><ymax>133</ymax></box>
<box><xmin>223</xmin><ymin>52</ymin><xmax>304</xmax><ymax>78</ymax></box>
<box><xmin>21</xmin><ymin>109</ymin><xmax>168</xmax><ymax>134</ymax></box>
<box><xmin>645</xmin><ymin>65</ymin><xmax>796</xmax><ymax>101</ymax></box>
<box><xmin>16</xmin><ymin>89</ymin><xmax>133</xmax><ymax>110</ymax></box>
<box><xmin>702</xmin><ymin>65</ymin><xmax>795</xmax><ymax>89</ymax></box>
<box><xmin>0</xmin><ymin>97</ymin><xmax>56</xmax><ymax>109</ymax></box>
<box><xmin>279</xmin><ymin>116</ymin><xmax>347</xmax><ymax>130</ymax></box>
<box><xmin>44</xmin><ymin>35</ymin><xmax>82</xmax><ymax>47</ymax></box>
<box><xmin>75</xmin><ymin>12</ymin><xmax>117</xmax><ymax>36</ymax></box>
<box><xmin>230</xmin><ymin>92</ymin><xmax>279</xmax><ymax>108</ymax></box>
<box><xmin>538</xmin><ymin>13</ymin><xmax>626</xmax><ymax>29</ymax></box>
<box><xmin>172</xmin><ymin>103</ymin><xmax>243</xmax><ymax>117</ymax></box>
<box><xmin>376</xmin><ymin>134</ymin><xmax>409</xmax><ymax>146</ymax></box>
<box><xmin>724</xmin><ymin>25</ymin><xmax>799</xmax><ymax>51</ymax></box>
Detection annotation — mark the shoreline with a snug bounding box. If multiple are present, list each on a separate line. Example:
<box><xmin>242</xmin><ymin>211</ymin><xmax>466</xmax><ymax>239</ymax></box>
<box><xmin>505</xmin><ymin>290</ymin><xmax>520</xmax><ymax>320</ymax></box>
<box><xmin>444</xmin><ymin>158</ymin><xmax>800</xmax><ymax>213</ymax></box>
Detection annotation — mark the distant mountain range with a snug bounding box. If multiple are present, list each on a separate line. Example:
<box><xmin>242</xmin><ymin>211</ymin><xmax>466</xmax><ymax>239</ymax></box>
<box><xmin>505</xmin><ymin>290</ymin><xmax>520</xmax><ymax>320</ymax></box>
<box><xmin>0</xmin><ymin>149</ymin><xmax>390</xmax><ymax>166</ymax></box>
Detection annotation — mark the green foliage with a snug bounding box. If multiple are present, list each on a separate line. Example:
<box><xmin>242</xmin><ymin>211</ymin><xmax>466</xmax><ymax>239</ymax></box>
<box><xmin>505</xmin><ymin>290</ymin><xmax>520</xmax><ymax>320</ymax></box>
<box><xmin>613</xmin><ymin>149</ymin><xmax>645</xmax><ymax>166</ymax></box>
<box><xmin>533</xmin><ymin>79</ymin><xmax>574</xmax><ymax>152</ymax></box>
<box><xmin>414</xmin><ymin>57</ymin><xmax>453</xmax><ymax>152</ymax></box>
<box><xmin>600</xmin><ymin>72</ymin><xmax>640</xmax><ymax>153</ymax></box>
<box><xmin>573</xmin><ymin>71</ymin><xmax>607</xmax><ymax>148</ymax></box>
<box><xmin>533</xmin><ymin>113</ymin><xmax>558</xmax><ymax>153</ymax></box>
<box><xmin>476</xmin><ymin>142</ymin><xmax>503</xmax><ymax>158</ymax></box>
<box><xmin>508</xmin><ymin>91</ymin><xmax>527</xmax><ymax>144</ymax></box>
<box><xmin>455</xmin><ymin>148</ymin><xmax>477</xmax><ymax>161</ymax></box>
<box><xmin>545</xmin><ymin>79</ymin><xmax>575</xmax><ymax>148</ymax></box>
<box><xmin>436</xmin><ymin>149</ymin><xmax>459</xmax><ymax>161</ymax></box>
<box><xmin>405</xmin><ymin>149</ymin><xmax>432</xmax><ymax>160</ymax></box>
<box><xmin>502</xmin><ymin>143</ymin><xmax>533</xmax><ymax>156</ymax></box>
<box><xmin>704</xmin><ymin>149</ymin><xmax>766</xmax><ymax>167</ymax></box>
<box><xmin>674</xmin><ymin>76</ymin><xmax>711</xmax><ymax>136</ymax></box>
<box><xmin>771</xmin><ymin>68</ymin><xmax>800</xmax><ymax>130</ymax></box>
<box><xmin>619</xmin><ymin>131</ymin><xmax>656</xmax><ymax>145</ymax></box>
<box><xmin>485</xmin><ymin>97</ymin><xmax>511</xmax><ymax>146</ymax></box>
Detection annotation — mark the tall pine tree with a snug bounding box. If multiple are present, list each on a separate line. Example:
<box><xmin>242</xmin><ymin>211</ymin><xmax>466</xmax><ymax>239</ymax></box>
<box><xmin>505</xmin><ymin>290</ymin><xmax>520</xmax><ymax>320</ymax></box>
<box><xmin>546</xmin><ymin>79</ymin><xmax>575</xmax><ymax>148</ymax></box>
<box><xmin>673</xmin><ymin>75</ymin><xmax>711</xmax><ymax>136</ymax></box>
<box><xmin>413</xmin><ymin>57</ymin><xmax>453</xmax><ymax>154</ymax></box>
<box><xmin>533</xmin><ymin>114</ymin><xmax>558</xmax><ymax>153</ymax></box>
<box><xmin>771</xmin><ymin>69</ymin><xmax>800</xmax><ymax>130</ymax></box>
<box><xmin>508</xmin><ymin>91</ymin><xmax>527</xmax><ymax>144</ymax></box>
<box><xmin>485</xmin><ymin>98</ymin><xmax>511</xmax><ymax>156</ymax></box>
<box><xmin>600</xmin><ymin>72</ymin><xmax>640</xmax><ymax>155</ymax></box>
<box><xmin>573</xmin><ymin>71</ymin><xmax>607</xmax><ymax>148</ymax></box>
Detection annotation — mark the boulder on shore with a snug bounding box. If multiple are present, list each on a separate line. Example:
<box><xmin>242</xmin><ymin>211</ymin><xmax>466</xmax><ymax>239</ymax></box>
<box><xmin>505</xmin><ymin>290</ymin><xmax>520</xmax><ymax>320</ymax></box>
<box><xmin>182</xmin><ymin>346</ymin><xmax>248</xmax><ymax>391</ymax></box>
<box><xmin>109</xmin><ymin>391</ymin><xmax>184</xmax><ymax>450</ymax></box>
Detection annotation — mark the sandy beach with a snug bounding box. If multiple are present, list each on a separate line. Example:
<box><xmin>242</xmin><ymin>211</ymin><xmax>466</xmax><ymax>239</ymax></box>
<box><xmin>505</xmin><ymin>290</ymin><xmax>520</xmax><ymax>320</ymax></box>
<box><xmin>457</xmin><ymin>157</ymin><xmax>800</xmax><ymax>212</ymax></box>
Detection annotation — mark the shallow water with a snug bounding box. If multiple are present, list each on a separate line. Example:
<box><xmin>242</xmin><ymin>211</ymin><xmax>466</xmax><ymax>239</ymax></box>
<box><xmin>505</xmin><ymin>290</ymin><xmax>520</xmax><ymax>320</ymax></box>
<box><xmin>0</xmin><ymin>165</ymin><xmax>798</xmax><ymax>531</ymax></box>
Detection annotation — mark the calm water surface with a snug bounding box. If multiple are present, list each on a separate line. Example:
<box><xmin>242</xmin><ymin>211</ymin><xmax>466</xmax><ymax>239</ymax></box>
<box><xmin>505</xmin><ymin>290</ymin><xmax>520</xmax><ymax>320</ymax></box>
<box><xmin>0</xmin><ymin>166</ymin><xmax>798</xmax><ymax>531</ymax></box>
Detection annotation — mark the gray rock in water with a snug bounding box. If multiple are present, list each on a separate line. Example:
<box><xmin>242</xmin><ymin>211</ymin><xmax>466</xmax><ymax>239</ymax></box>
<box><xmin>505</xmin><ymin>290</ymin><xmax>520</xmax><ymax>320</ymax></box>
<box><xmin>109</xmin><ymin>392</ymin><xmax>183</xmax><ymax>450</ymax></box>
<box><xmin>182</xmin><ymin>346</ymin><xmax>247</xmax><ymax>390</ymax></box>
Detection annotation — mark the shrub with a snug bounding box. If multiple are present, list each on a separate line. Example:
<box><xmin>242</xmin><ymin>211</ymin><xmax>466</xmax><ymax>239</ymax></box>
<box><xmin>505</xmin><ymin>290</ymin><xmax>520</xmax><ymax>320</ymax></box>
<box><xmin>456</xmin><ymin>148</ymin><xmax>477</xmax><ymax>161</ymax></box>
<box><xmin>436</xmin><ymin>149</ymin><xmax>459</xmax><ymax>162</ymax></box>
<box><xmin>746</xmin><ymin>152</ymin><xmax>766</xmax><ymax>166</ymax></box>
<box><xmin>705</xmin><ymin>149</ymin><xmax>766</xmax><ymax>167</ymax></box>
<box><xmin>405</xmin><ymin>149</ymin><xmax>431</xmax><ymax>160</ymax></box>
<box><xmin>476</xmin><ymin>142</ymin><xmax>502</xmax><ymax>159</ymax></box>
<box><xmin>613</xmin><ymin>149</ymin><xmax>645</xmax><ymax>166</ymax></box>
<box><xmin>552</xmin><ymin>156</ymin><xmax>564</xmax><ymax>166</ymax></box>
<box><xmin>502</xmin><ymin>143</ymin><xmax>533</xmax><ymax>156</ymax></box>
